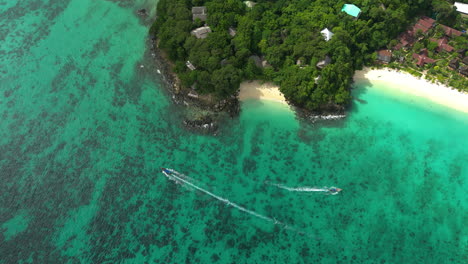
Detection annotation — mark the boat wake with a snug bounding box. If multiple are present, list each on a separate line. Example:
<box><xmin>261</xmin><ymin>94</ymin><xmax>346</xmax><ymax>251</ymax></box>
<box><xmin>266</xmin><ymin>181</ymin><xmax>342</xmax><ymax>195</ymax></box>
<box><xmin>161</xmin><ymin>168</ymin><xmax>313</xmax><ymax>236</ymax></box>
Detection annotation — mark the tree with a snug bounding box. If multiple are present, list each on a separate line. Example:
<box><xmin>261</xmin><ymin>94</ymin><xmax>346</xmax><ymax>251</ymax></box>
<box><xmin>211</xmin><ymin>65</ymin><xmax>241</xmax><ymax>97</ymax></box>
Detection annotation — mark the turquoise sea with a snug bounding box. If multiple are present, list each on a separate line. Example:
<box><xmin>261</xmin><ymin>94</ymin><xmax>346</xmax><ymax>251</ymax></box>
<box><xmin>1</xmin><ymin>1</ymin><xmax>467</xmax><ymax>263</ymax></box>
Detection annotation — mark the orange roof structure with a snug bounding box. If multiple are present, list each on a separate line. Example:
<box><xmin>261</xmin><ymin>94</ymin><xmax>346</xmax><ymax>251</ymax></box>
<box><xmin>412</xmin><ymin>53</ymin><xmax>435</xmax><ymax>66</ymax></box>
<box><xmin>440</xmin><ymin>25</ymin><xmax>462</xmax><ymax>37</ymax></box>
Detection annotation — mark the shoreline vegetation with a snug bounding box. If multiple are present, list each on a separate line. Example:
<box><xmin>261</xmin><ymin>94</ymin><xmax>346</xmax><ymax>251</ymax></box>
<box><xmin>354</xmin><ymin>67</ymin><xmax>468</xmax><ymax>113</ymax></box>
<box><xmin>149</xmin><ymin>0</ymin><xmax>468</xmax><ymax>131</ymax></box>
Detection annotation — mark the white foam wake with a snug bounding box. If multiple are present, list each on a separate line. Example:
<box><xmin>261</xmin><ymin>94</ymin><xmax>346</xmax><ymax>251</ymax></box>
<box><xmin>162</xmin><ymin>169</ymin><xmax>322</xmax><ymax>237</ymax></box>
<box><xmin>163</xmin><ymin>170</ymin><xmax>277</xmax><ymax>223</ymax></box>
<box><xmin>267</xmin><ymin>182</ymin><xmax>328</xmax><ymax>192</ymax></box>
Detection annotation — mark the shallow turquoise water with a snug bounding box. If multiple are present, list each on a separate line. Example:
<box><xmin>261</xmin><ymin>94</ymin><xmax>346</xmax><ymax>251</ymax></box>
<box><xmin>1</xmin><ymin>1</ymin><xmax>467</xmax><ymax>263</ymax></box>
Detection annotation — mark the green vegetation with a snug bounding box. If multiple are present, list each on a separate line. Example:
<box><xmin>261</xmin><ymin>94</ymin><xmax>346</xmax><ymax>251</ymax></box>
<box><xmin>151</xmin><ymin>0</ymin><xmax>465</xmax><ymax>111</ymax></box>
<box><xmin>386</xmin><ymin>21</ymin><xmax>468</xmax><ymax>92</ymax></box>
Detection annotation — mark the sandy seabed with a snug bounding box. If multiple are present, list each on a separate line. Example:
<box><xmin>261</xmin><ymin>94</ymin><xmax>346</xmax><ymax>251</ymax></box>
<box><xmin>238</xmin><ymin>80</ymin><xmax>287</xmax><ymax>104</ymax></box>
<box><xmin>354</xmin><ymin>68</ymin><xmax>468</xmax><ymax>113</ymax></box>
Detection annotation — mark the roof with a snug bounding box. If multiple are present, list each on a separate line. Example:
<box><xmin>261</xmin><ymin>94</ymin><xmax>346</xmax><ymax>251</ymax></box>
<box><xmin>454</xmin><ymin>2</ymin><xmax>468</xmax><ymax>14</ymax></box>
<box><xmin>378</xmin><ymin>50</ymin><xmax>392</xmax><ymax>57</ymax></box>
<box><xmin>341</xmin><ymin>4</ymin><xmax>361</xmax><ymax>17</ymax></box>
<box><xmin>192</xmin><ymin>6</ymin><xmax>207</xmax><ymax>21</ymax></box>
<box><xmin>460</xmin><ymin>65</ymin><xmax>468</xmax><ymax>76</ymax></box>
<box><xmin>228</xmin><ymin>27</ymin><xmax>237</xmax><ymax>37</ymax></box>
<box><xmin>410</xmin><ymin>17</ymin><xmax>435</xmax><ymax>34</ymax></box>
<box><xmin>430</xmin><ymin>37</ymin><xmax>454</xmax><ymax>52</ymax></box>
<box><xmin>412</xmin><ymin>53</ymin><xmax>435</xmax><ymax>66</ymax></box>
<box><xmin>316</xmin><ymin>55</ymin><xmax>331</xmax><ymax>68</ymax></box>
<box><xmin>449</xmin><ymin>59</ymin><xmax>459</xmax><ymax>69</ymax></box>
<box><xmin>420</xmin><ymin>48</ymin><xmax>428</xmax><ymax>56</ymax></box>
<box><xmin>186</xmin><ymin>61</ymin><xmax>196</xmax><ymax>71</ymax></box>
<box><xmin>463</xmin><ymin>57</ymin><xmax>468</xmax><ymax>65</ymax></box>
<box><xmin>440</xmin><ymin>25</ymin><xmax>462</xmax><ymax>37</ymax></box>
<box><xmin>377</xmin><ymin>50</ymin><xmax>392</xmax><ymax>62</ymax></box>
<box><xmin>191</xmin><ymin>26</ymin><xmax>212</xmax><ymax>39</ymax></box>
<box><xmin>418</xmin><ymin>16</ymin><xmax>436</xmax><ymax>29</ymax></box>
<box><xmin>398</xmin><ymin>31</ymin><xmax>415</xmax><ymax>47</ymax></box>
<box><xmin>243</xmin><ymin>1</ymin><xmax>256</xmax><ymax>8</ymax></box>
<box><xmin>320</xmin><ymin>28</ymin><xmax>334</xmax><ymax>41</ymax></box>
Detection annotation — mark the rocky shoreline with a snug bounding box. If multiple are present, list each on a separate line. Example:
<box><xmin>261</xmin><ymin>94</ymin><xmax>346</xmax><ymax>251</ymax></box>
<box><xmin>148</xmin><ymin>37</ymin><xmax>347</xmax><ymax>132</ymax></box>
<box><xmin>149</xmin><ymin>38</ymin><xmax>240</xmax><ymax>134</ymax></box>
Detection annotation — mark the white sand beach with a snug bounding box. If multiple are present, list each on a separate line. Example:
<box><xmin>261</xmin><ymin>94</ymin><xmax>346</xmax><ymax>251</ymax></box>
<box><xmin>238</xmin><ymin>80</ymin><xmax>287</xmax><ymax>104</ymax></box>
<box><xmin>354</xmin><ymin>68</ymin><xmax>468</xmax><ymax>113</ymax></box>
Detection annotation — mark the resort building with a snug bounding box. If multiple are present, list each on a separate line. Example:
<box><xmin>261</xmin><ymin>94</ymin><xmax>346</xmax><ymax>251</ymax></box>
<box><xmin>316</xmin><ymin>55</ymin><xmax>331</xmax><ymax>69</ymax></box>
<box><xmin>341</xmin><ymin>4</ymin><xmax>361</xmax><ymax>18</ymax></box>
<box><xmin>244</xmin><ymin>1</ymin><xmax>256</xmax><ymax>8</ymax></box>
<box><xmin>191</xmin><ymin>26</ymin><xmax>212</xmax><ymax>39</ymax></box>
<box><xmin>463</xmin><ymin>57</ymin><xmax>468</xmax><ymax>65</ymax></box>
<box><xmin>228</xmin><ymin>27</ymin><xmax>237</xmax><ymax>37</ymax></box>
<box><xmin>460</xmin><ymin>65</ymin><xmax>468</xmax><ymax>76</ymax></box>
<box><xmin>413</xmin><ymin>16</ymin><xmax>436</xmax><ymax>33</ymax></box>
<box><xmin>394</xmin><ymin>17</ymin><xmax>435</xmax><ymax>49</ymax></box>
<box><xmin>314</xmin><ymin>75</ymin><xmax>321</xmax><ymax>84</ymax></box>
<box><xmin>192</xmin><ymin>6</ymin><xmax>207</xmax><ymax>21</ymax></box>
<box><xmin>439</xmin><ymin>25</ymin><xmax>463</xmax><ymax>38</ymax></box>
<box><xmin>449</xmin><ymin>58</ymin><xmax>459</xmax><ymax>70</ymax></box>
<box><xmin>412</xmin><ymin>53</ymin><xmax>435</xmax><ymax>67</ymax></box>
<box><xmin>454</xmin><ymin>2</ymin><xmax>468</xmax><ymax>16</ymax></box>
<box><xmin>396</xmin><ymin>31</ymin><xmax>415</xmax><ymax>49</ymax></box>
<box><xmin>430</xmin><ymin>37</ymin><xmax>454</xmax><ymax>53</ymax></box>
<box><xmin>320</xmin><ymin>28</ymin><xmax>334</xmax><ymax>42</ymax></box>
<box><xmin>377</xmin><ymin>50</ymin><xmax>392</xmax><ymax>63</ymax></box>
<box><xmin>186</xmin><ymin>61</ymin><xmax>196</xmax><ymax>71</ymax></box>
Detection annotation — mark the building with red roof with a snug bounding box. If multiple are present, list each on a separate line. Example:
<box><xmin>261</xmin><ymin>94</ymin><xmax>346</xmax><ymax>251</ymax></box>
<box><xmin>412</xmin><ymin>53</ymin><xmax>436</xmax><ymax>67</ymax></box>
<box><xmin>397</xmin><ymin>31</ymin><xmax>416</xmax><ymax>48</ymax></box>
<box><xmin>439</xmin><ymin>25</ymin><xmax>463</xmax><ymax>37</ymax></box>
<box><xmin>395</xmin><ymin>17</ymin><xmax>436</xmax><ymax>49</ymax></box>
<box><xmin>411</xmin><ymin>16</ymin><xmax>436</xmax><ymax>34</ymax></box>
<box><xmin>418</xmin><ymin>16</ymin><xmax>436</xmax><ymax>29</ymax></box>
<box><xmin>430</xmin><ymin>37</ymin><xmax>454</xmax><ymax>52</ymax></box>
<box><xmin>377</xmin><ymin>50</ymin><xmax>392</xmax><ymax>63</ymax></box>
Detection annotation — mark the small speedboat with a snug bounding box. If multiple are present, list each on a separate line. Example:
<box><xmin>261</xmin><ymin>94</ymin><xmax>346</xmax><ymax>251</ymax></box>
<box><xmin>161</xmin><ymin>168</ymin><xmax>172</xmax><ymax>174</ymax></box>
<box><xmin>328</xmin><ymin>187</ymin><xmax>342</xmax><ymax>195</ymax></box>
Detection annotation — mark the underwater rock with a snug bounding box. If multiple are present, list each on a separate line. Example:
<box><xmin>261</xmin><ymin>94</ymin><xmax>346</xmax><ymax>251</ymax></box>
<box><xmin>137</xmin><ymin>9</ymin><xmax>147</xmax><ymax>16</ymax></box>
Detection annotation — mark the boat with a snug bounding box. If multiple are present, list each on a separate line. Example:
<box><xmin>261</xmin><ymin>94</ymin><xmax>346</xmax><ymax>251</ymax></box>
<box><xmin>161</xmin><ymin>168</ymin><xmax>173</xmax><ymax>174</ymax></box>
<box><xmin>327</xmin><ymin>187</ymin><xmax>342</xmax><ymax>195</ymax></box>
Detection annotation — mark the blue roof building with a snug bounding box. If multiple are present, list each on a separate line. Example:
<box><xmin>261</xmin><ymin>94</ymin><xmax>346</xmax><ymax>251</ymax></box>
<box><xmin>341</xmin><ymin>4</ymin><xmax>361</xmax><ymax>18</ymax></box>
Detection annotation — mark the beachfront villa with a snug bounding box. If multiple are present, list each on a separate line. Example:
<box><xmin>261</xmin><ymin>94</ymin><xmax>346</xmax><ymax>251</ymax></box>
<box><xmin>320</xmin><ymin>28</ymin><xmax>334</xmax><ymax>41</ymax></box>
<box><xmin>341</xmin><ymin>4</ymin><xmax>361</xmax><ymax>18</ymax></box>
<box><xmin>377</xmin><ymin>50</ymin><xmax>392</xmax><ymax>63</ymax></box>
<box><xmin>412</xmin><ymin>52</ymin><xmax>435</xmax><ymax>67</ymax></box>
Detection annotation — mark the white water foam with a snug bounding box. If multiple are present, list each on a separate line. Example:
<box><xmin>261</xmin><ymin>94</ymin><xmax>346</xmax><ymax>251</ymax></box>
<box><xmin>163</xmin><ymin>170</ymin><xmax>277</xmax><ymax>223</ymax></box>
<box><xmin>266</xmin><ymin>182</ymin><xmax>328</xmax><ymax>192</ymax></box>
<box><xmin>162</xmin><ymin>169</ymin><xmax>326</xmax><ymax>238</ymax></box>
